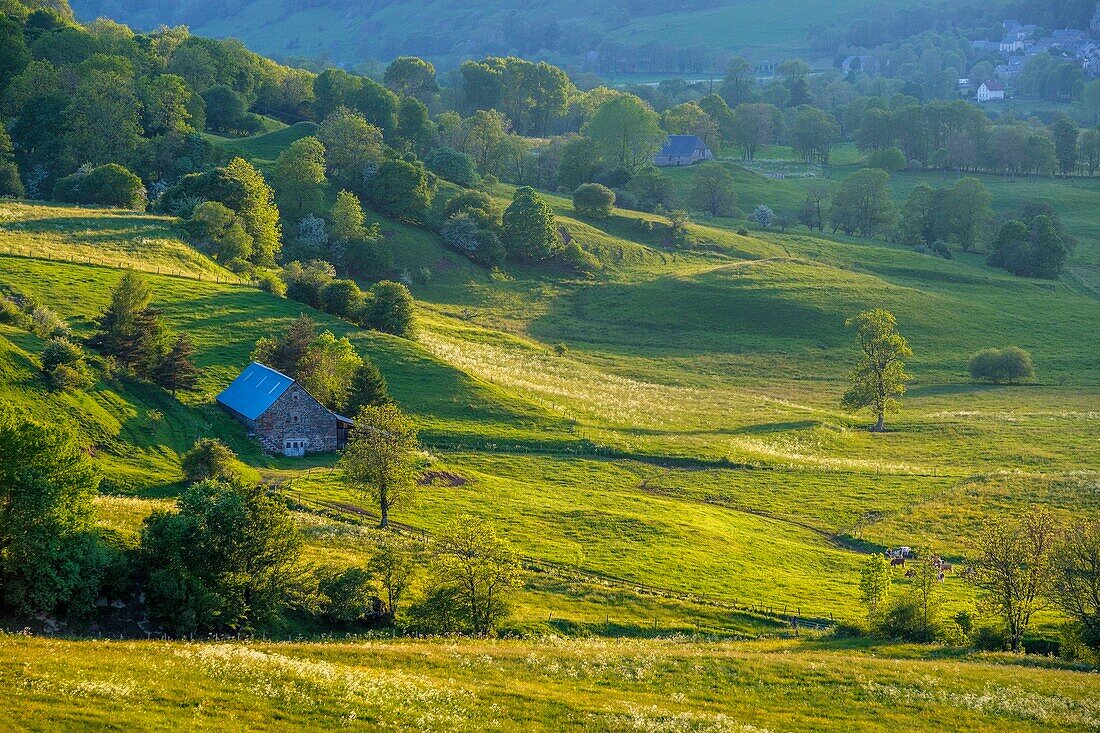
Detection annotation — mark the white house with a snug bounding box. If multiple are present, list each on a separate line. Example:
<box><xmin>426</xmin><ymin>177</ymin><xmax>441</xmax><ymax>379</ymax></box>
<box><xmin>975</xmin><ymin>80</ymin><xmax>1005</xmax><ymax>102</ymax></box>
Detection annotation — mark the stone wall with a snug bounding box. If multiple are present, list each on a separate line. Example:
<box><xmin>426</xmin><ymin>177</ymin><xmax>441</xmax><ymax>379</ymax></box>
<box><xmin>252</xmin><ymin>384</ymin><xmax>339</xmax><ymax>455</ymax></box>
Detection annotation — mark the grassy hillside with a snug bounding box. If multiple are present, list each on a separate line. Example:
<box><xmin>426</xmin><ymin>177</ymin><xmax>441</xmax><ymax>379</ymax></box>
<box><xmin>6</xmin><ymin>634</ymin><xmax>1099</xmax><ymax>731</ymax></box>
<box><xmin>2</xmin><ymin>193</ymin><xmax>1096</xmax><ymax>629</ymax></box>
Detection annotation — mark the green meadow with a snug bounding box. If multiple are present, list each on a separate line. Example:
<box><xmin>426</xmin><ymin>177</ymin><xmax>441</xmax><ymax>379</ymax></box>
<box><xmin>4</xmin><ymin>634</ymin><xmax>1099</xmax><ymax>732</ymax></box>
<box><xmin>1</xmin><ymin>140</ymin><xmax>1098</xmax><ymax>723</ymax></box>
<box><xmin>1</xmin><ymin>164</ymin><xmax>1096</xmax><ymax>632</ymax></box>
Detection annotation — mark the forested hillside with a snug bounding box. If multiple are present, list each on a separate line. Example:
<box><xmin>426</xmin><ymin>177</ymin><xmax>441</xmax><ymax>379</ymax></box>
<box><xmin>68</xmin><ymin>0</ymin><xmax>1100</xmax><ymax>72</ymax></box>
<box><xmin>67</xmin><ymin>0</ymin><xmax>915</xmax><ymax>70</ymax></box>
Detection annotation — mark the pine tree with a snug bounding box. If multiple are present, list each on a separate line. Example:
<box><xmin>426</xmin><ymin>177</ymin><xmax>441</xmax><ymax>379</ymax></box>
<box><xmin>89</xmin><ymin>272</ymin><xmax>168</xmax><ymax>373</ymax></box>
<box><xmin>346</xmin><ymin>358</ymin><xmax>390</xmax><ymax>414</ymax></box>
<box><xmin>154</xmin><ymin>334</ymin><xmax>199</xmax><ymax>394</ymax></box>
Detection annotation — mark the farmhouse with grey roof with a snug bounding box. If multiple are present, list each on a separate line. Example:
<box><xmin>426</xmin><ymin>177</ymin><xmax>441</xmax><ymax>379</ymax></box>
<box><xmin>216</xmin><ymin>362</ymin><xmax>352</xmax><ymax>456</ymax></box>
<box><xmin>653</xmin><ymin>135</ymin><xmax>714</xmax><ymax>167</ymax></box>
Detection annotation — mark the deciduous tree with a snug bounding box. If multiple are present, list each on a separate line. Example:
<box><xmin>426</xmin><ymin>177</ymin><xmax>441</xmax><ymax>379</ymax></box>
<box><xmin>969</xmin><ymin>508</ymin><xmax>1058</xmax><ymax>652</ymax></box>
<box><xmin>339</xmin><ymin>403</ymin><xmax>420</xmax><ymax>529</ymax></box>
<box><xmin>841</xmin><ymin>309</ymin><xmax>912</xmax><ymax>432</ymax></box>
<box><xmin>584</xmin><ymin>95</ymin><xmax>664</xmax><ymax>171</ymax></box>
<box><xmin>273</xmin><ymin>136</ymin><xmax>327</xmax><ymax>219</ymax></box>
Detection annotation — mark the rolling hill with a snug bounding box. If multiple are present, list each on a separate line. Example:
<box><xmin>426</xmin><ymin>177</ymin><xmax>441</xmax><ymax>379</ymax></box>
<box><xmin>69</xmin><ymin>0</ymin><xmax>917</xmax><ymax>69</ymax></box>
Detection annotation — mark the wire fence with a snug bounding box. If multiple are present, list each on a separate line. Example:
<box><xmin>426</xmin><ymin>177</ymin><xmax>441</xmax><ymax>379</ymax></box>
<box><xmin>0</xmin><ymin>245</ymin><xmax>258</xmax><ymax>287</ymax></box>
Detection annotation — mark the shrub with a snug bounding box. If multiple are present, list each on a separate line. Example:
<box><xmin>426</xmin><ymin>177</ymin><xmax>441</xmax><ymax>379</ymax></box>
<box><xmin>866</xmin><ymin>146</ymin><xmax>907</xmax><ymax>172</ymax></box>
<box><xmin>317</xmin><ymin>566</ymin><xmax>379</xmax><ymax>624</ymax></box>
<box><xmin>0</xmin><ymin>418</ymin><xmax>108</xmax><ymax>618</ymax></box>
<box><xmin>282</xmin><ymin>260</ymin><xmax>336</xmax><ymax>309</ymax></box>
<box><xmin>181</xmin><ymin>438</ymin><xmax>240</xmax><ymax>484</ymax></box>
<box><xmin>424</xmin><ymin>147</ymin><xmax>479</xmax><ymax>187</ymax></box>
<box><xmin>968</xmin><ymin>347</ymin><xmax>1035</xmax><ymax>384</ymax></box>
<box><xmin>256</xmin><ymin>271</ymin><xmax>287</xmax><ymax>297</ymax></box>
<box><xmin>361</xmin><ymin>280</ymin><xmax>415</xmax><ymax>337</ymax></box>
<box><xmin>752</xmin><ymin>204</ymin><xmax>775</xmax><ymax>229</ymax></box>
<box><xmin>141</xmin><ymin>479</ymin><xmax>302</xmax><ymax>635</ymax></box>
<box><xmin>29</xmin><ymin>305</ymin><xmax>69</xmax><ymax>338</ymax></box>
<box><xmin>572</xmin><ymin>183</ymin><xmax>615</xmax><ymax>219</ymax></box>
<box><xmin>320</xmin><ymin>279</ymin><xmax>366</xmax><ymax>320</ymax></box>
<box><xmin>558</xmin><ymin>240</ymin><xmax>601</xmax><ymax>274</ymax></box>
<box><xmin>929</xmin><ymin>240</ymin><xmax>953</xmax><ymax>259</ymax></box>
<box><xmin>877</xmin><ymin>595</ymin><xmax>941</xmax><ymax>642</ymax></box>
<box><xmin>53</xmin><ymin>164</ymin><xmax>147</xmax><ymax>210</ymax></box>
<box><xmin>0</xmin><ymin>298</ymin><xmax>28</xmax><ymax>328</ymax></box>
<box><xmin>970</xmin><ymin>624</ymin><xmax>1009</xmax><ymax>651</ymax></box>
<box><xmin>46</xmin><ymin>362</ymin><xmax>93</xmax><ymax>392</ymax></box>
<box><xmin>440</xmin><ymin>213</ymin><xmax>505</xmax><ymax>268</ymax></box>
<box><xmin>42</xmin><ymin>337</ymin><xmax>92</xmax><ymax>392</ymax></box>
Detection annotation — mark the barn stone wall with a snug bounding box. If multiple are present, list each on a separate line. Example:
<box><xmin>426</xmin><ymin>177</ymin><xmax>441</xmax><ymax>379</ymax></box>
<box><xmin>251</xmin><ymin>384</ymin><xmax>339</xmax><ymax>455</ymax></box>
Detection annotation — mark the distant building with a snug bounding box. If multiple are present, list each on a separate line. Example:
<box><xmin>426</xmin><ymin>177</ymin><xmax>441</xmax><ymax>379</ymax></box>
<box><xmin>217</xmin><ymin>362</ymin><xmax>352</xmax><ymax>456</ymax></box>
<box><xmin>975</xmin><ymin>79</ymin><xmax>1006</xmax><ymax>102</ymax></box>
<box><xmin>653</xmin><ymin>135</ymin><xmax>714</xmax><ymax>167</ymax></box>
<box><xmin>971</xmin><ymin>40</ymin><xmax>1001</xmax><ymax>53</ymax></box>
<box><xmin>1091</xmin><ymin>3</ymin><xmax>1100</xmax><ymax>34</ymax></box>
<box><xmin>1000</xmin><ymin>20</ymin><xmax>1038</xmax><ymax>52</ymax></box>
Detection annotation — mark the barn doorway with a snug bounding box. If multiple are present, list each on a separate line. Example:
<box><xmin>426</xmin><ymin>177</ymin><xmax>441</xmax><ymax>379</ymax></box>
<box><xmin>283</xmin><ymin>439</ymin><xmax>306</xmax><ymax>457</ymax></box>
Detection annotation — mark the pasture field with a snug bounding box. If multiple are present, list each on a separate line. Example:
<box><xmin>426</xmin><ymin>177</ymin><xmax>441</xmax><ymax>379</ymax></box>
<box><xmin>4</xmin><ymin>633</ymin><xmax>1100</xmax><ymax>732</ymax></box>
<box><xmin>207</xmin><ymin>122</ymin><xmax>320</xmax><ymax>168</ymax></box>
<box><xmin>1</xmin><ymin>155</ymin><xmax>1098</xmax><ymax>722</ymax></box>
<box><xmin>1</xmin><ymin>184</ymin><xmax>1096</xmax><ymax>635</ymax></box>
<box><xmin>665</xmin><ymin>152</ymin><xmax>1100</xmax><ymax>291</ymax></box>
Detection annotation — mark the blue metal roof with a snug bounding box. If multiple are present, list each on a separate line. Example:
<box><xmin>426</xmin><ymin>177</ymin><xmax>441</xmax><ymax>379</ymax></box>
<box><xmin>658</xmin><ymin>135</ymin><xmax>707</xmax><ymax>157</ymax></box>
<box><xmin>216</xmin><ymin>362</ymin><xmax>295</xmax><ymax>420</ymax></box>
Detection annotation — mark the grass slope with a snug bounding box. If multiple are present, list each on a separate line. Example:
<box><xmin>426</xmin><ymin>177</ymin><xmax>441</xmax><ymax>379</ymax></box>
<box><xmin>5</xmin><ymin>634</ymin><xmax>1100</xmax><ymax>731</ymax></box>
<box><xmin>0</xmin><ymin>192</ymin><xmax>1096</xmax><ymax>630</ymax></box>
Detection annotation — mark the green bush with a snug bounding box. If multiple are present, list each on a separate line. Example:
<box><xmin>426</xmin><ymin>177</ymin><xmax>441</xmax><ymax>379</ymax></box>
<box><xmin>968</xmin><ymin>347</ymin><xmax>1035</xmax><ymax>384</ymax></box>
<box><xmin>0</xmin><ymin>418</ymin><xmax>108</xmax><ymax>618</ymax></box>
<box><xmin>53</xmin><ymin>164</ymin><xmax>147</xmax><ymax>210</ymax></box>
<box><xmin>180</xmin><ymin>438</ymin><xmax>240</xmax><ymax>484</ymax></box>
<box><xmin>424</xmin><ymin>147</ymin><xmax>478</xmax><ymax>187</ymax></box>
<box><xmin>256</xmin><ymin>270</ymin><xmax>287</xmax><ymax>297</ymax></box>
<box><xmin>361</xmin><ymin>280</ymin><xmax>415</xmax><ymax>337</ymax></box>
<box><xmin>558</xmin><ymin>240</ymin><xmax>601</xmax><ymax>275</ymax></box>
<box><xmin>572</xmin><ymin>183</ymin><xmax>616</xmax><ymax>219</ymax></box>
<box><xmin>876</xmin><ymin>595</ymin><xmax>941</xmax><ymax>642</ymax></box>
<box><xmin>317</xmin><ymin>566</ymin><xmax>379</xmax><ymax>624</ymax></box>
<box><xmin>866</xmin><ymin>146</ymin><xmax>908</xmax><ymax>172</ymax></box>
<box><xmin>320</xmin><ymin>279</ymin><xmax>365</xmax><ymax>320</ymax></box>
<box><xmin>141</xmin><ymin>479</ymin><xmax>303</xmax><ymax>636</ymax></box>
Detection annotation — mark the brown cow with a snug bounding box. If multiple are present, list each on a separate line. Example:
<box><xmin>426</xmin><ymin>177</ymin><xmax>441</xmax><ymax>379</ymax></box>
<box><xmin>890</xmin><ymin>557</ymin><xmax>905</xmax><ymax>568</ymax></box>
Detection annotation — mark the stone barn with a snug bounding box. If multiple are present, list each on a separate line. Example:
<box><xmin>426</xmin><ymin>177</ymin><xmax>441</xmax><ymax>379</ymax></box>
<box><xmin>216</xmin><ymin>362</ymin><xmax>353</xmax><ymax>456</ymax></box>
<box><xmin>653</xmin><ymin>135</ymin><xmax>715</xmax><ymax>166</ymax></box>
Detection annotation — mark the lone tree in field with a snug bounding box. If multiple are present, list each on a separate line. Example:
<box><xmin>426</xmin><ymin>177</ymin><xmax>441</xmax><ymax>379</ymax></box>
<box><xmin>339</xmin><ymin>403</ymin><xmax>420</xmax><ymax>528</ymax></box>
<box><xmin>841</xmin><ymin>309</ymin><xmax>912</xmax><ymax>432</ymax></box>
<box><xmin>433</xmin><ymin>514</ymin><xmax>523</xmax><ymax>634</ymax></box>
<box><xmin>968</xmin><ymin>507</ymin><xmax>1058</xmax><ymax>652</ymax></box>
<box><xmin>859</xmin><ymin>553</ymin><xmax>892</xmax><ymax>625</ymax></box>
